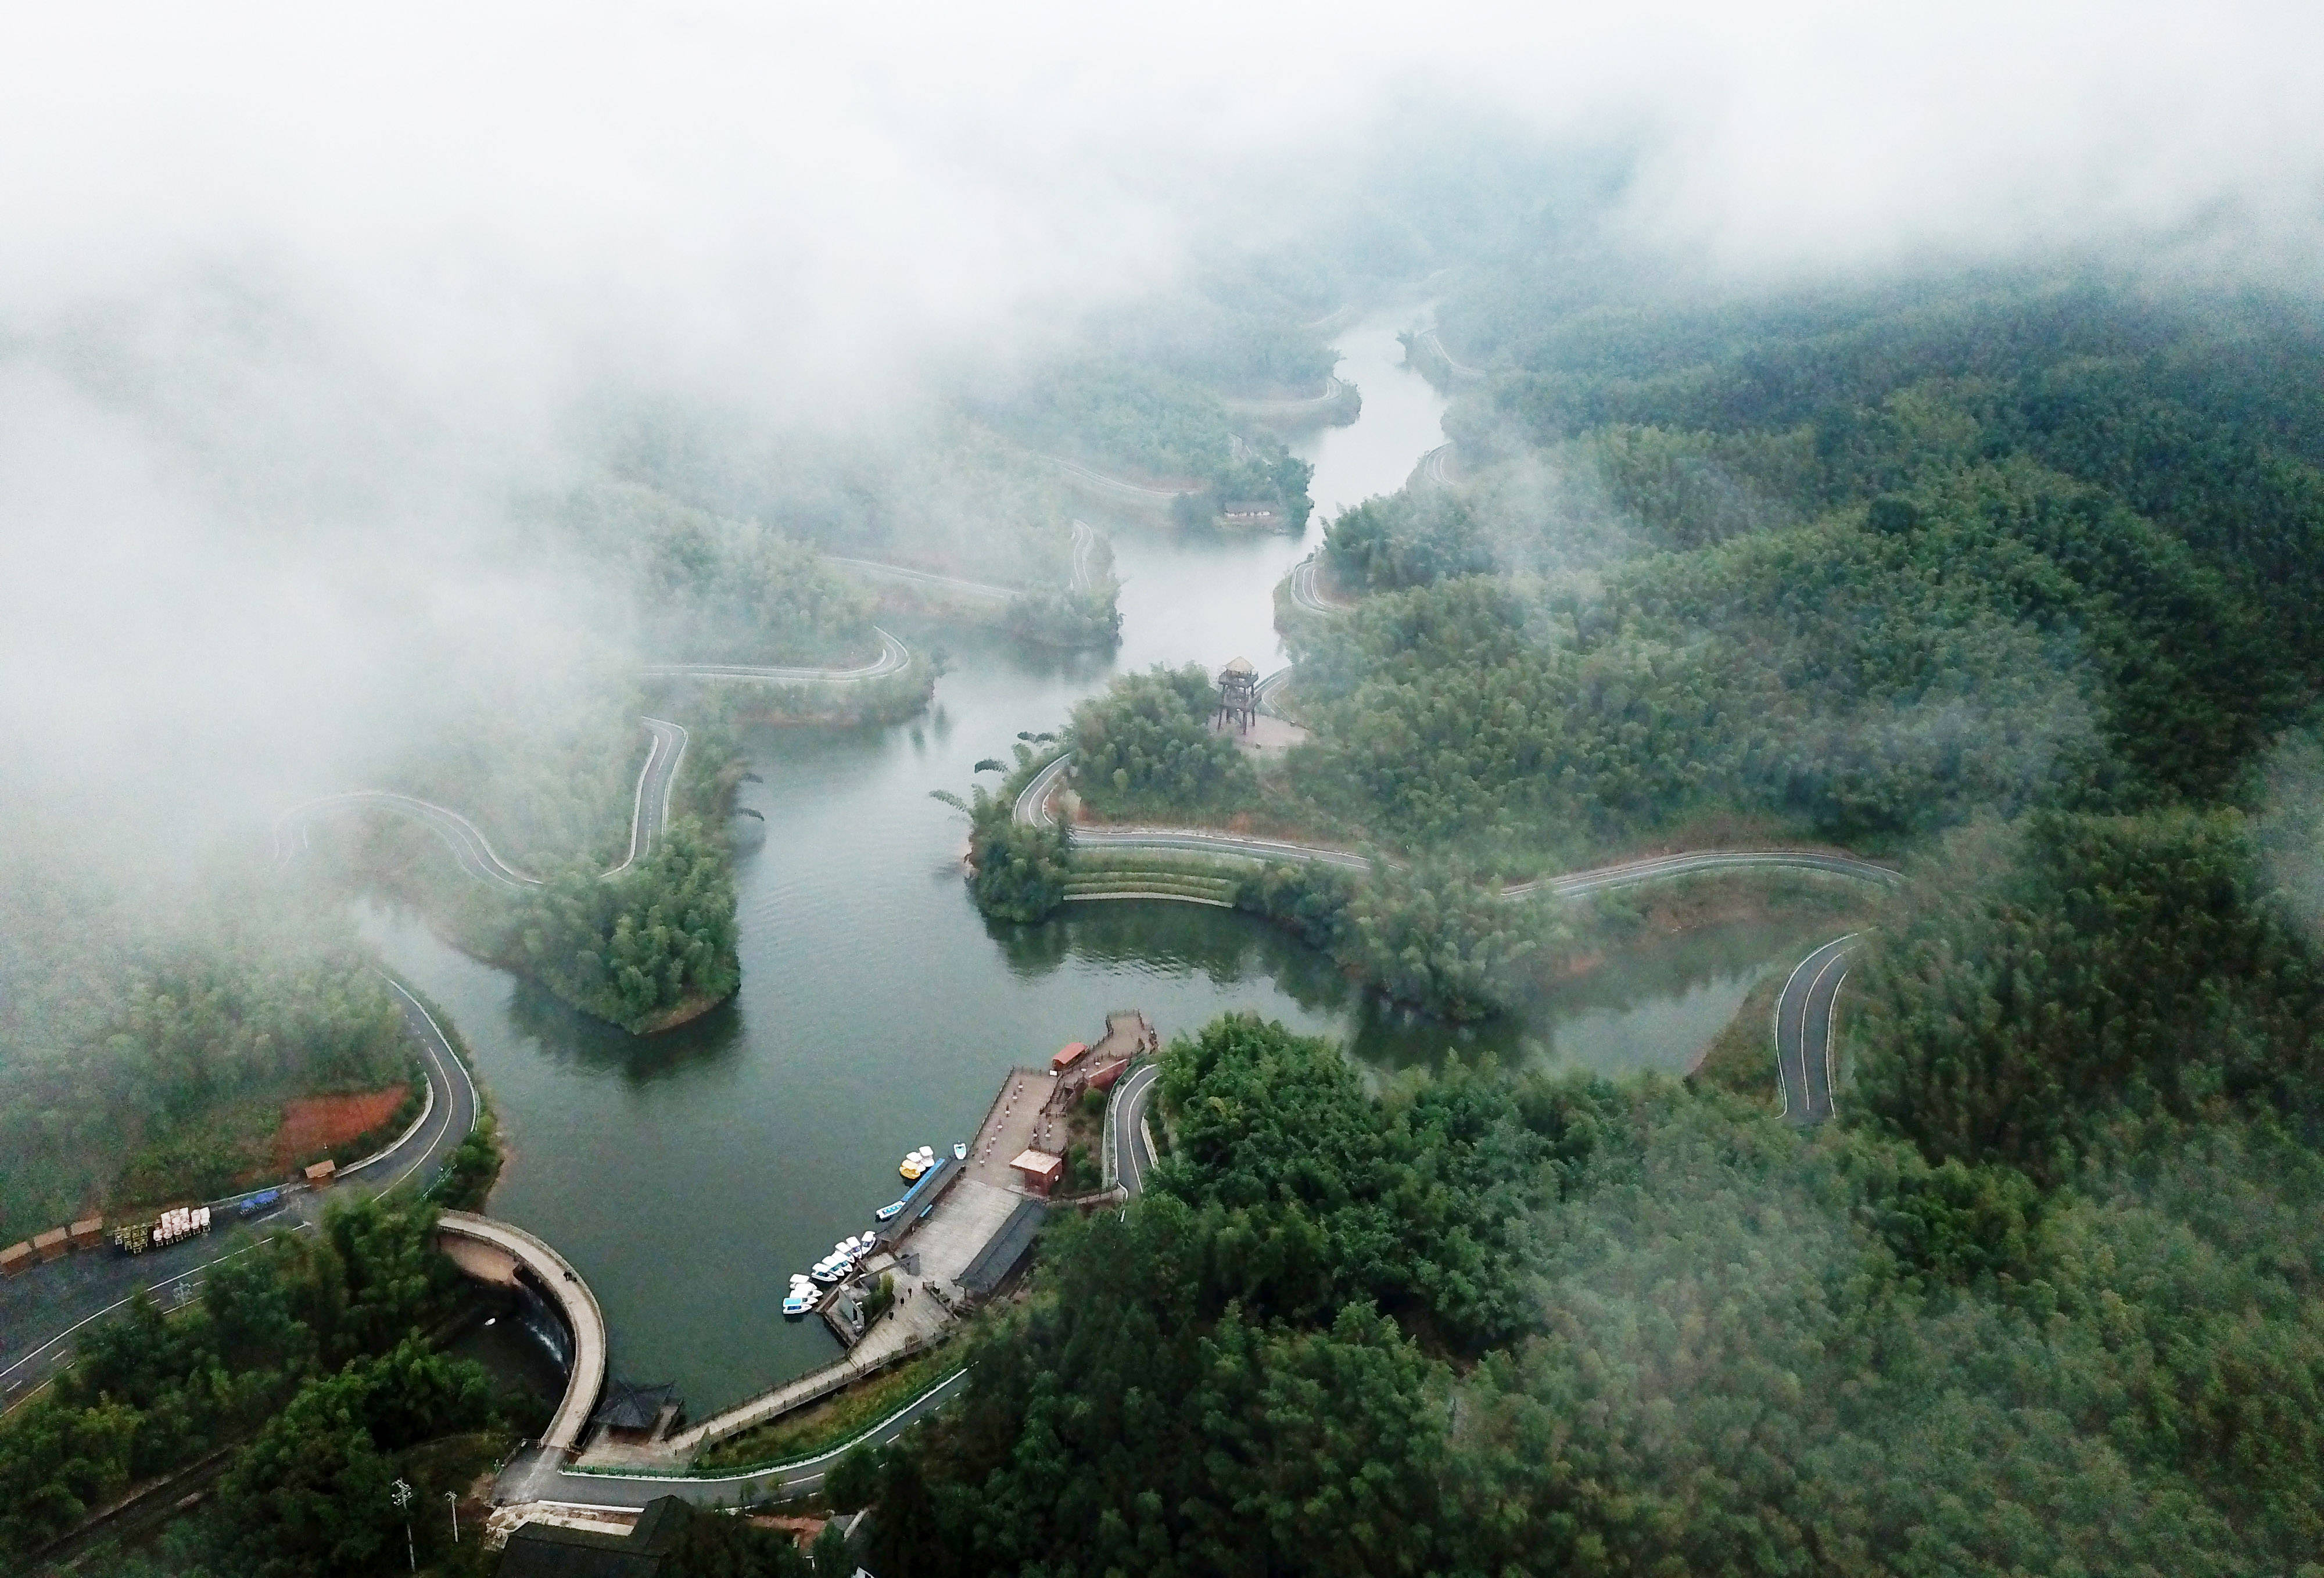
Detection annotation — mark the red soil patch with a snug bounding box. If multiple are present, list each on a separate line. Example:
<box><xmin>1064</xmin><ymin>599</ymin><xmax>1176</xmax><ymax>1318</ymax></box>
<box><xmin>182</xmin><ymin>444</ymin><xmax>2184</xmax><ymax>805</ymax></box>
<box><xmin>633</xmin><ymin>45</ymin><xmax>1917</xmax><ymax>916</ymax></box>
<box><xmin>273</xmin><ymin>1085</ymin><xmax>409</xmax><ymax>1171</ymax></box>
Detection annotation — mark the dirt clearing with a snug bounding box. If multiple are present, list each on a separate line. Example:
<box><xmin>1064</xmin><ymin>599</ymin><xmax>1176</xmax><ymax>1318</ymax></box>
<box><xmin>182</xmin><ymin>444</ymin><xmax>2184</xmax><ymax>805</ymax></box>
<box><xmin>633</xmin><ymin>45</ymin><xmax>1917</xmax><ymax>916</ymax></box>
<box><xmin>273</xmin><ymin>1085</ymin><xmax>410</xmax><ymax>1171</ymax></box>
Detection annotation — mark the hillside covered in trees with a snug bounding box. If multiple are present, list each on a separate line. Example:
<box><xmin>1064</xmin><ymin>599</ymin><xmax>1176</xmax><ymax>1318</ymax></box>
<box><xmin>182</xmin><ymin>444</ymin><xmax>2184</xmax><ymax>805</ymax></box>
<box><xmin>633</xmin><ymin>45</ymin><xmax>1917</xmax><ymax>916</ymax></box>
<box><xmin>866</xmin><ymin>271</ymin><xmax>2324</xmax><ymax>1572</ymax></box>
<box><xmin>339</xmin><ymin>697</ymin><xmax>749</xmax><ymax>1034</ymax></box>
<box><xmin>1286</xmin><ymin>283</ymin><xmax>2322</xmax><ymax>870</ymax></box>
<box><xmin>0</xmin><ymin>858</ymin><xmax>413</xmax><ymax>1245</ymax></box>
<box><xmin>862</xmin><ymin>885</ymin><xmax>2324</xmax><ymax>1573</ymax></box>
<box><xmin>0</xmin><ymin>1199</ymin><xmax>539</xmax><ymax>1574</ymax></box>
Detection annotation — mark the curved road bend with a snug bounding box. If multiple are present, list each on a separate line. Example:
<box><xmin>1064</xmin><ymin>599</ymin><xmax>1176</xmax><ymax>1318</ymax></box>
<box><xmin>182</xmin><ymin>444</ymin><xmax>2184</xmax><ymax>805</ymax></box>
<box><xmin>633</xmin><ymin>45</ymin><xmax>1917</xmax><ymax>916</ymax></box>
<box><xmin>0</xmin><ymin>978</ymin><xmax>477</xmax><ymax>1410</ymax></box>
<box><xmin>1013</xmin><ymin>752</ymin><xmax>1076</xmax><ymax>830</ymax></box>
<box><xmin>1512</xmin><ymin>849</ymin><xmax>1899</xmax><ymax>899</ymax></box>
<box><xmin>274</xmin><ymin>717</ymin><xmax>691</xmax><ymax>892</ymax></box>
<box><xmin>1109</xmin><ymin>1061</ymin><xmax>1164</xmax><ymax>1199</ymax></box>
<box><xmin>1285</xmin><ymin>556</ymin><xmax>1354</xmax><ymax>617</ymax></box>
<box><xmin>619</xmin><ymin>718</ymin><xmax>689</xmax><ymax>869</ymax></box>
<box><xmin>642</xmin><ymin>628</ymin><xmax>912</xmax><ymax>686</ymax></box>
<box><xmin>281</xmin><ymin>629</ymin><xmax>914</xmax><ymax>894</ymax></box>
<box><xmin>1222</xmin><ymin>374</ymin><xmax>1357</xmax><ymax>422</ymax></box>
<box><xmin>1013</xmin><ymin>758</ymin><xmax>1898</xmax><ymax>900</ymax></box>
<box><xmin>1070</xmin><ymin>520</ymin><xmax>1106</xmax><ymax>594</ymax></box>
<box><xmin>1774</xmin><ymin>934</ymin><xmax>1859</xmax><ymax>1125</ymax></box>
<box><xmin>1411</xmin><ymin>442</ymin><xmax>1458</xmax><ymax>490</ymax></box>
<box><xmin>274</xmin><ymin>790</ymin><xmax>543</xmax><ymax>891</ymax></box>
<box><xmin>1410</xmin><ymin>326</ymin><xmax>1487</xmax><ymax>387</ymax></box>
<box><xmin>1041</xmin><ymin>454</ymin><xmax>1196</xmax><ymax>508</ymax></box>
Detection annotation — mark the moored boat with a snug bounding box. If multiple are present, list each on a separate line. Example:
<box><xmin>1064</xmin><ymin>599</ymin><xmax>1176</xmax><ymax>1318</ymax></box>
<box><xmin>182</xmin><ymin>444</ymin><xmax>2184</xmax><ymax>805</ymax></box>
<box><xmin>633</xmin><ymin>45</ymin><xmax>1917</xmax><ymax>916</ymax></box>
<box><xmin>953</xmin><ymin>1141</ymin><xmax>967</xmax><ymax>1161</ymax></box>
<box><xmin>875</xmin><ymin>1200</ymin><xmax>905</xmax><ymax>1221</ymax></box>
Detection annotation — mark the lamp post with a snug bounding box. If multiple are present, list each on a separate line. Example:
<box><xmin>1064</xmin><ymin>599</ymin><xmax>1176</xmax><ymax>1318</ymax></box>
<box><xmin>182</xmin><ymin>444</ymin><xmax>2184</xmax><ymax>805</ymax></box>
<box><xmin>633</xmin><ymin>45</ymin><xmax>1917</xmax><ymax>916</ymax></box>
<box><xmin>446</xmin><ymin>1489</ymin><xmax>460</xmax><ymax>1543</ymax></box>
<box><xmin>390</xmin><ymin>1477</ymin><xmax>415</xmax><ymax>1572</ymax></box>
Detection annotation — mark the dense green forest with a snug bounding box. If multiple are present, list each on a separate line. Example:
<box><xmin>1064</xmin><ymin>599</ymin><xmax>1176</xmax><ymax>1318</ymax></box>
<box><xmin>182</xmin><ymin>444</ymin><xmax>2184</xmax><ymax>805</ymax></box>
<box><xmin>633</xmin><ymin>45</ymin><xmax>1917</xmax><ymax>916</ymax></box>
<box><xmin>351</xmin><ymin>701</ymin><xmax>748</xmax><ymax>1033</ymax></box>
<box><xmin>1264</xmin><ymin>286</ymin><xmax>2314</xmax><ymax>872</ymax></box>
<box><xmin>2</xmin><ymin>1199</ymin><xmax>528</xmax><ymax>1574</ymax></box>
<box><xmin>876</xmin><ymin>272</ymin><xmax>2324</xmax><ymax>1572</ymax></box>
<box><xmin>860</xmin><ymin>921</ymin><xmax>2324</xmax><ymax>1574</ymax></box>
<box><xmin>596</xmin><ymin>402</ymin><xmax>1093</xmax><ymax>590</ymax></box>
<box><xmin>1064</xmin><ymin>665</ymin><xmax>1260</xmax><ymax>821</ymax></box>
<box><xmin>560</xmin><ymin>483</ymin><xmax>883</xmax><ymax>667</ymax></box>
<box><xmin>931</xmin><ymin>747</ymin><xmax>1074</xmax><ymax>925</ymax></box>
<box><xmin>0</xmin><ymin>858</ymin><xmax>411</xmax><ymax>1244</ymax></box>
<box><xmin>496</xmin><ymin>818</ymin><xmax>743</xmax><ymax>1030</ymax></box>
<box><xmin>1078</xmin><ymin>277</ymin><xmax>1342</xmax><ymax>392</ymax></box>
<box><xmin>980</xmin><ymin>356</ymin><xmax>1318</xmax><ymax>528</ymax></box>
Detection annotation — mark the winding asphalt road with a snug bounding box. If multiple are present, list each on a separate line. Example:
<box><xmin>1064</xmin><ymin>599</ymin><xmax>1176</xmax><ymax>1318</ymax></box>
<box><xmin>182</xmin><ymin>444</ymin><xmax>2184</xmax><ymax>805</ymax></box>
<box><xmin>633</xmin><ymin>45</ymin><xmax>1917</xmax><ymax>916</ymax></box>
<box><xmin>1070</xmin><ymin>520</ymin><xmax>1106</xmax><ymax>594</ymax></box>
<box><xmin>1285</xmin><ymin>555</ymin><xmax>1354</xmax><ymax>616</ymax></box>
<box><xmin>1409</xmin><ymin>325</ymin><xmax>1486</xmax><ymax>387</ymax></box>
<box><xmin>1014</xmin><ymin>754</ymin><xmax>1895</xmax><ymax>896</ymax></box>
<box><xmin>273</xmin><ymin>717</ymin><xmax>688</xmax><ymax>890</ymax></box>
<box><xmin>1774</xmin><ymin>934</ymin><xmax>1859</xmax><ymax>1125</ymax></box>
<box><xmin>1013</xmin><ymin>752</ymin><xmax>1893</xmax><ymax>1124</ymax></box>
<box><xmin>830</xmin><ymin>559</ymin><xmax>1020</xmax><ymax>603</ymax></box>
<box><xmin>1097</xmin><ymin>932</ymin><xmax>1866</xmax><ymax>1135</ymax></box>
<box><xmin>1412</xmin><ymin>442</ymin><xmax>1459</xmax><ymax>489</ymax></box>
<box><xmin>277</xmin><ymin>631</ymin><xmax>913</xmax><ymax>894</ymax></box>
<box><xmin>642</xmin><ymin>629</ymin><xmax>912</xmax><ymax>685</ymax></box>
<box><xmin>0</xmin><ymin>978</ymin><xmax>478</xmax><ymax>1411</ymax></box>
<box><xmin>1222</xmin><ymin>374</ymin><xmax>1359</xmax><ymax>424</ymax></box>
<box><xmin>1042</xmin><ymin>454</ymin><xmax>1197</xmax><ymax>509</ymax></box>
<box><xmin>1109</xmin><ymin>1061</ymin><xmax>1163</xmax><ymax>1198</ymax></box>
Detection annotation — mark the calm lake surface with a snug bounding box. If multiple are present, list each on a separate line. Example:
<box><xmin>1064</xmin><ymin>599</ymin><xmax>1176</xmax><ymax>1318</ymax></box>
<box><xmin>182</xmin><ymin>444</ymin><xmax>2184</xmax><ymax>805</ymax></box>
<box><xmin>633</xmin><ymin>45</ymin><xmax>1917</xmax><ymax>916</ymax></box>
<box><xmin>364</xmin><ymin>310</ymin><xmax>1814</xmax><ymax>1412</ymax></box>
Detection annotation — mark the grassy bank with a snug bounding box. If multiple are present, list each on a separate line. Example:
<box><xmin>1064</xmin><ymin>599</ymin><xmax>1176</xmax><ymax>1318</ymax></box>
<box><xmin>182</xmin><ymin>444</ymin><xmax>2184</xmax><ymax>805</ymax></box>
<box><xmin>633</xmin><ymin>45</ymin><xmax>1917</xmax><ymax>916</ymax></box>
<box><xmin>694</xmin><ymin>1347</ymin><xmax>962</xmax><ymax>1472</ymax></box>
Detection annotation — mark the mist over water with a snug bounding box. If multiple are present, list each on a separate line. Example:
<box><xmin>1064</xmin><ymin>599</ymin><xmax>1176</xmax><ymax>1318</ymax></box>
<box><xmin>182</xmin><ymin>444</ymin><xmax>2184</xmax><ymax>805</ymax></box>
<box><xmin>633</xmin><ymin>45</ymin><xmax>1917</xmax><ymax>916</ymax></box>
<box><xmin>359</xmin><ymin>313</ymin><xmax>1810</xmax><ymax>1410</ymax></box>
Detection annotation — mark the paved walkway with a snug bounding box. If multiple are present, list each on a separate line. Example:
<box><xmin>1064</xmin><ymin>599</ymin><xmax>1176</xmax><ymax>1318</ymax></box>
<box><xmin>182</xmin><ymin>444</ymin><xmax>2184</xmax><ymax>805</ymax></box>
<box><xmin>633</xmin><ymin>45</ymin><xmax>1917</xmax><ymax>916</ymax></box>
<box><xmin>651</xmin><ymin>1291</ymin><xmax>949</xmax><ymax>1462</ymax></box>
<box><xmin>497</xmin><ymin>1368</ymin><xmax>972</xmax><ymax>1511</ymax></box>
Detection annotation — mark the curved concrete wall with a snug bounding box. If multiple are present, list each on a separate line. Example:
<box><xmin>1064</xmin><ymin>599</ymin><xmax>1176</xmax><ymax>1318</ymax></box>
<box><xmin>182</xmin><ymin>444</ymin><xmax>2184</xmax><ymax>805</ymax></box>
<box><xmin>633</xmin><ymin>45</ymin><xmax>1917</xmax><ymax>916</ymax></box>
<box><xmin>438</xmin><ymin>1211</ymin><xmax>608</xmax><ymax>1452</ymax></box>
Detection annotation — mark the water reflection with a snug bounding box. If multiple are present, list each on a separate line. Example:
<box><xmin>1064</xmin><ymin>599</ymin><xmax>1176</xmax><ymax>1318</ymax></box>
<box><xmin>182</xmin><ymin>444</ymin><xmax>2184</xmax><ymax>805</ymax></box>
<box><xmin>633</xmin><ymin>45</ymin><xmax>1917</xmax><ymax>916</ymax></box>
<box><xmin>504</xmin><ymin>981</ymin><xmax>749</xmax><ymax>1085</ymax></box>
<box><xmin>357</xmin><ymin>309</ymin><xmax>1825</xmax><ymax>1411</ymax></box>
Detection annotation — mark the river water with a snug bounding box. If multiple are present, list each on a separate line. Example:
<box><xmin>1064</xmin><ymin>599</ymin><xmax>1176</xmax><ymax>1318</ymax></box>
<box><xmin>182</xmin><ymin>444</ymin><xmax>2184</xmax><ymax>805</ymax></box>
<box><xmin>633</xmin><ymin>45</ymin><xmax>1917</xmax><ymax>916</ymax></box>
<box><xmin>363</xmin><ymin>310</ymin><xmax>1818</xmax><ymax>1414</ymax></box>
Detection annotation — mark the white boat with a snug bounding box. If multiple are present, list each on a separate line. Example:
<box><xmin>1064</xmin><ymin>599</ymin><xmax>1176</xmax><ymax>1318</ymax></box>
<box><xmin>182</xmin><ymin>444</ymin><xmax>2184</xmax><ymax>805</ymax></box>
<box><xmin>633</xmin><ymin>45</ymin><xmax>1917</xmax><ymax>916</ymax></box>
<box><xmin>811</xmin><ymin>1263</ymin><xmax>844</xmax><ymax>1285</ymax></box>
<box><xmin>875</xmin><ymin>1200</ymin><xmax>905</xmax><ymax>1221</ymax></box>
<box><xmin>953</xmin><ymin>1142</ymin><xmax>967</xmax><ymax>1161</ymax></box>
<box><xmin>783</xmin><ymin>1292</ymin><xmax>812</xmax><ymax>1317</ymax></box>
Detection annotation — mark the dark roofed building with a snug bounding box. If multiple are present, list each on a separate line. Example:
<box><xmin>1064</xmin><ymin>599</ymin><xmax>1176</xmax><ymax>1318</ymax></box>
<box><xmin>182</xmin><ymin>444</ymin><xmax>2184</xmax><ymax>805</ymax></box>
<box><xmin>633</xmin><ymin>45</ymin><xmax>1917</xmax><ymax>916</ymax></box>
<box><xmin>499</xmin><ymin>1495</ymin><xmax>687</xmax><ymax>1578</ymax></box>
<box><xmin>589</xmin><ymin>1379</ymin><xmax>679</xmax><ymax>1444</ymax></box>
<box><xmin>958</xmin><ymin>1196</ymin><xmax>1046</xmax><ymax>1298</ymax></box>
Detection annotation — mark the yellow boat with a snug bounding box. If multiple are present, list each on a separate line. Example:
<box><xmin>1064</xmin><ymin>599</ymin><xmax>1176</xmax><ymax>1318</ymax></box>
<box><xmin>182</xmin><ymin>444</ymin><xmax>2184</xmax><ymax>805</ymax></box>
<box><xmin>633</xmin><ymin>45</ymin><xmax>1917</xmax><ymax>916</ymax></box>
<box><xmin>899</xmin><ymin>1144</ymin><xmax>935</xmax><ymax>1181</ymax></box>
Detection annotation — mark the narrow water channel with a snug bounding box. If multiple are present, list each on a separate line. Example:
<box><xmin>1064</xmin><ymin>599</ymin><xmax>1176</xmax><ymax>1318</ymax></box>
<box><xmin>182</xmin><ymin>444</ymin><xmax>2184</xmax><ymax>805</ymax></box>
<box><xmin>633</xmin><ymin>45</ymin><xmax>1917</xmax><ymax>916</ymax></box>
<box><xmin>363</xmin><ymin>307</ymin><xmax>1812</xmax><ymax>1414</ymax></box>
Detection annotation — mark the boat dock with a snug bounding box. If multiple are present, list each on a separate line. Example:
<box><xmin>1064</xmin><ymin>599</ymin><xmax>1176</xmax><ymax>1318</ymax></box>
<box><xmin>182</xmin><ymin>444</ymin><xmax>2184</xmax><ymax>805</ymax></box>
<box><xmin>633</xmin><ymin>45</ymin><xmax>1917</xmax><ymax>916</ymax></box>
<box><xmin>632</xmin><ymin>1012</ymin><xmax>1155</xmax><ymax>1466</ymax></box>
